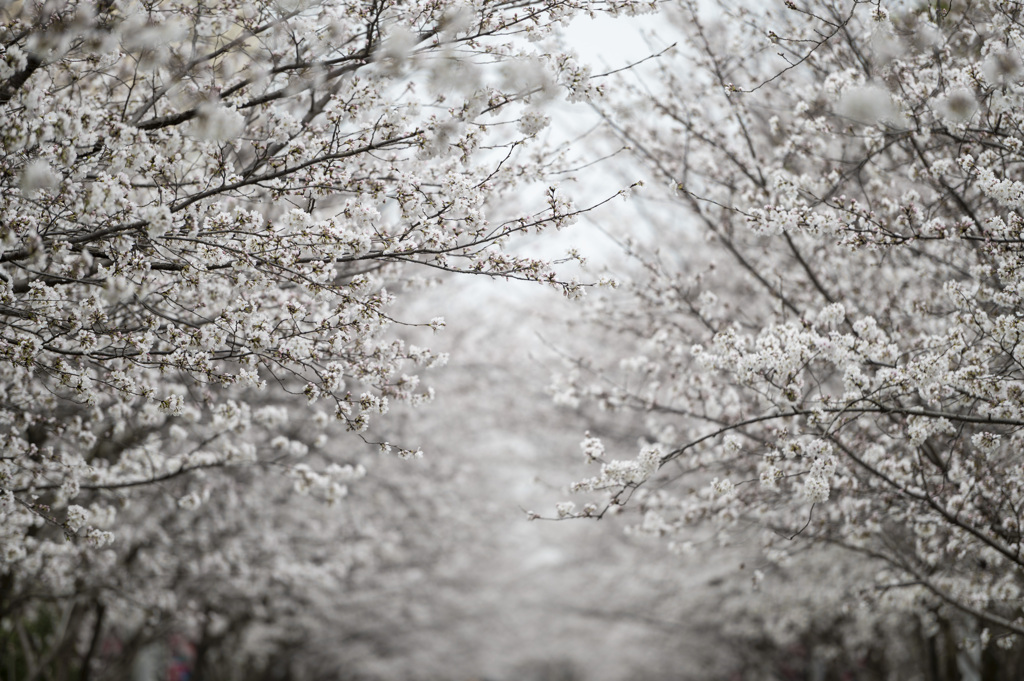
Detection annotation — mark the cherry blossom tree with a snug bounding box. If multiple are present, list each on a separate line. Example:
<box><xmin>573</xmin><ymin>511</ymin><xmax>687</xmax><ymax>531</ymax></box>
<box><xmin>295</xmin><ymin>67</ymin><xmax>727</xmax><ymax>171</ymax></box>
<box><xmin>555</xmin><ymin>0</ymin><xmax>1024</xmax><ymax>674</ymax></box>
<box><xmin>0</xmin><ymin>0</ymin><xmax>653</xmax><ymax>677</ymax></box>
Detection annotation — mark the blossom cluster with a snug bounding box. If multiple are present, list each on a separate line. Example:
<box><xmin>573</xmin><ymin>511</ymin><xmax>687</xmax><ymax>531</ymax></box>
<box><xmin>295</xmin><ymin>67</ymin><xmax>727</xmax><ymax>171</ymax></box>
<box><xmin>0</xmin><ymin>0</ymin><xmax>629</xmax><ymax>675</ymax></box>
<box><xmin>558</xmin><ymin>0</ymin><xmax>1024</xmax><ymax>654</ymax></box>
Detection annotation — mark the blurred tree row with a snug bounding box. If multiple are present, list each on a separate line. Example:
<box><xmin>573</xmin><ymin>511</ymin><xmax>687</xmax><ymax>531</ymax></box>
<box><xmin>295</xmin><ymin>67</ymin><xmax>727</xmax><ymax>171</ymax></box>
<box><xmin>9</xmin><ymin>0</ymin><xmax>1024</xmax><ymax>679</ymax></box>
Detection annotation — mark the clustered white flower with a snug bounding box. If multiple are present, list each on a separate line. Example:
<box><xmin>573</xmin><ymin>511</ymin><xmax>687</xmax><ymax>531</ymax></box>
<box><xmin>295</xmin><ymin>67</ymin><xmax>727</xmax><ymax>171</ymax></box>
<box><xmin>557</xmin><ymin>0</ymin><xmax>1024</xmax><ymax>652</ymax></box>
<box><xmin>0</xmin><ymin>0</ymin><xmax>623</xmax><ymax>672</ymax></box>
